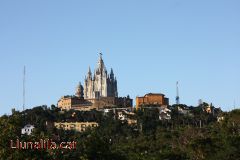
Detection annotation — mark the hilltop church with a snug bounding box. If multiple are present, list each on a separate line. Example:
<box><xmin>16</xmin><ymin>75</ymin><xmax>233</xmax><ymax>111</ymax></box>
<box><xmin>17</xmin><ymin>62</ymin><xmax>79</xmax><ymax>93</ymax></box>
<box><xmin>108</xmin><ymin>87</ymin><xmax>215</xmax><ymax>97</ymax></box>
<box><xmin>83</xmin><ymin>53</ymin><xmax>118</xmax><ymax>99</ymax></box>
<box><xmin>58</xmin><ymin>53</ymin><xmax>132</xmax><ymax>111</ymax></box>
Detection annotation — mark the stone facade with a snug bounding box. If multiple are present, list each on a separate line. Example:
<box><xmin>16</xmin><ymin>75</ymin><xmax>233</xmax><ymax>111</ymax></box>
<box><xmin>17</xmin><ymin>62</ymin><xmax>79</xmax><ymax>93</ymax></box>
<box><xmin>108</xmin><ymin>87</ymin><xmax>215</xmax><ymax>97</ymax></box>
<box><xmin>57</xmin><ymin>53</ymin><xmax>132</xmax><ymax>111</ymax></box>
<box><xmin>136</xmin><ymin>93</ymin><xmax>169</xmax><ymax>110</ymax></box>
<box><xmin>115</xmin><ymin>96</ymin><xmax>133</xmax><ymax>108</ymax></box>
<box><xmin>84</xmin><ymin>54</ymin><xmax>118</xmax><ymax>99</ymax></box>
<box><xmin>57</xmin><ymin>96</ymin><xmax>90</xmax><ymax>110</ymax></box>
<box><xmin>57</xmin><ymin>95</ymin><xmax>133</xmax><ymax>111</ymax></box>
<box><xmin>54</xmin><ymin>122</ymin><xmax>98</xmax><ymax>132</ymax></box>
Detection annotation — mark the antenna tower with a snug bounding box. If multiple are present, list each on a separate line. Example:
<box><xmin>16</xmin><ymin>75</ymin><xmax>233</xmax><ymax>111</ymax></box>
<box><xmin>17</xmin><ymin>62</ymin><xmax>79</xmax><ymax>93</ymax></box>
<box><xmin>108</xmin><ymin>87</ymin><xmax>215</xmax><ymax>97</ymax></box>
<box><xmin>23</xmin><ymin>66</ymin><xmax>26</xmax><ymax>111</ymax></box>
<box><xmin>176</xmin><ymin>81</ymin><xmax>180</xmax><ymax>105</ymax></box>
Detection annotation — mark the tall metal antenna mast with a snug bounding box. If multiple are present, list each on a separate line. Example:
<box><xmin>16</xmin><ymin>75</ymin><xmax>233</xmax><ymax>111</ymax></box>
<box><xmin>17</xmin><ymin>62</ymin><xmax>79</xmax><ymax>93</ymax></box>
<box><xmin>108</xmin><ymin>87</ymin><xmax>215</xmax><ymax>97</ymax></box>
<box><xmin>23</xmin><ymin>66</ymin><xmax>26</xmax><ymax>111</ymax></box>
<box><xmin>176</xmin><ymin>81</ymin><xmax>180</xmax><ymax>105</ymax></box>
<box><xmin>234</xmin><ymin>99</ymin><xmax>236</xmax><ymax>110</ymax></box>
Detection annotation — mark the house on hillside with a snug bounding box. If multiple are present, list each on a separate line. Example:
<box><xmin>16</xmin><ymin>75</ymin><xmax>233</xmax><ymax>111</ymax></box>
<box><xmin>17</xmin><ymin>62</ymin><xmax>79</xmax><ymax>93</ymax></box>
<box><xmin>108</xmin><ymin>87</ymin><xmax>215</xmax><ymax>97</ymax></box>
<box><xmin>21</xmin><ymin>124</ymin><xmax>35</xmax><ymax>135</ymax></box>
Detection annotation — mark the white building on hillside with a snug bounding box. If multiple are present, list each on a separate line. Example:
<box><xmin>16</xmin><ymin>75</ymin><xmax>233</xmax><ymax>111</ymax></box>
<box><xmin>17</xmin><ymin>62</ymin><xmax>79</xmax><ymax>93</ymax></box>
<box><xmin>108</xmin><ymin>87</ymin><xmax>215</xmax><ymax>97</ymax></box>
<box><xmin>21</xmin><ymin>124</ymin><xmax>35</xmax><ymax>135</ymax></box>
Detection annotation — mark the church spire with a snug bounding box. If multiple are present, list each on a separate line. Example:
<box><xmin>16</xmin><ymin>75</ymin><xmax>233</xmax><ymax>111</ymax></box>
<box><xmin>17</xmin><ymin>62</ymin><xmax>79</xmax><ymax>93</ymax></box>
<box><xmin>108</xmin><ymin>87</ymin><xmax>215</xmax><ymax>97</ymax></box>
<box><xmin>110</xmin><ymin>68</ymin><xmax>114</xmax><ymax>79</ymax></box>
<box><xmin>88</xmin><ymin>66</ymin><xmax>92</xmax><ymax>79</ymax></box>
<box><xmin>84</xmin><ymin>52</ymin><xmax>118</xmax><ymax>99</ymax></box>
<box><xmin>88</xmin><ymin>66</ymin><xmax>91</xmax><ymax>74</ymax></box>
<box><xmin>110</xmin><ymin>68</ymin><xmax>113</xmax><ymax>74</ymax></box>
<box><xmin>96</xmin><ymin>52</ymin><xmax>106</xmax><ymax>74</ymax></box>
<box><xmin>98</xmin><ymin>52</ymin><xmax>103</xmax><ymax>66</ymax></box>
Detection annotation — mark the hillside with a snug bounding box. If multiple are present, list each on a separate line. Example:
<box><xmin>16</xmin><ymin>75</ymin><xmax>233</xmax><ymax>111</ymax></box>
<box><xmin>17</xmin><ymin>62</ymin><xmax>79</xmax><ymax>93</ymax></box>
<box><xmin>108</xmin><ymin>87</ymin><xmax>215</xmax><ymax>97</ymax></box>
<box><xmin>0</xmin><ymin>105</ymin><xmax>239</xmax><ymax>160</ymax></box>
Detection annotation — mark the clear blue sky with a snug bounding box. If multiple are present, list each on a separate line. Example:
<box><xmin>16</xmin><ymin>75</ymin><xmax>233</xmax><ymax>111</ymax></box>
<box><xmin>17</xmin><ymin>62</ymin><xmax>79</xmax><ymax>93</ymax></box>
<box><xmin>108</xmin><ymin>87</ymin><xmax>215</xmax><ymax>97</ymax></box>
<box><xmin>0</xmin><ymin>0</ymin><xmax>240</xmax><ymax>115</ymax></box>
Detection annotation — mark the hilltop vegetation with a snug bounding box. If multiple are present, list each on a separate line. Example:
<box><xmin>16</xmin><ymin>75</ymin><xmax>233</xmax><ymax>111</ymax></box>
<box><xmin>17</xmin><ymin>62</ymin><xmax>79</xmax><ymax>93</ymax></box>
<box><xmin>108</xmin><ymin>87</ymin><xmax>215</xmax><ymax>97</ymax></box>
<box><xmin>0</xmin><ymin>105</ymin><xmax>240</xmax><ymax>160</ymax></box>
